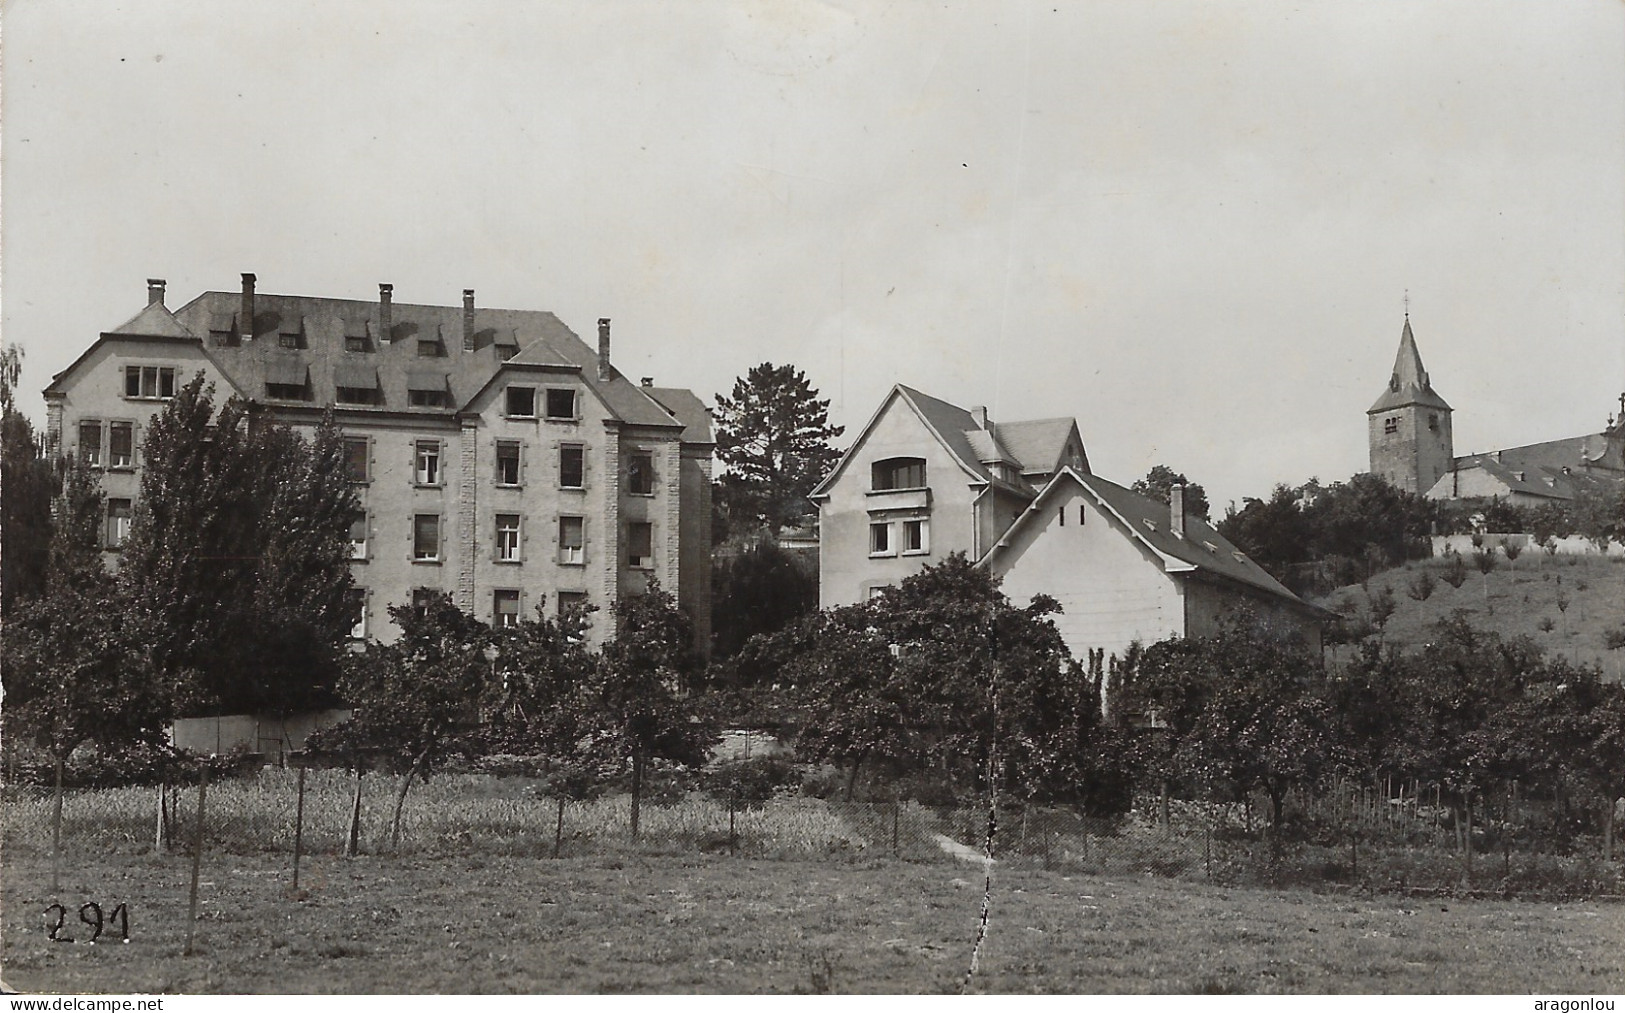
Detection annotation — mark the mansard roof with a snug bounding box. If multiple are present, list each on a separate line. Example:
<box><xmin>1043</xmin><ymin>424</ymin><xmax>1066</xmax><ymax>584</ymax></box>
<box><xmin>1369</xmin><ymin>317</ymin><xmax>1452</xmax><ymax>414</ymax></box>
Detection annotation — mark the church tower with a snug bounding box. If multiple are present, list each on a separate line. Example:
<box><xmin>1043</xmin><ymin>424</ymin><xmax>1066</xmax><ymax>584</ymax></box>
<box><xmin>1368</xmin><ymin>316</ymin><xmax>1453</xmax><ymax>495</ymax></box>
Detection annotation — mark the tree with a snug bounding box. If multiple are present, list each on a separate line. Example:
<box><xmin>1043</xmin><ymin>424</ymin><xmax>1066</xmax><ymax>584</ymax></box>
<box><xmin>589</xmin><ymin>579</ymin><xmax>716</xmax><ymax>837</ymax></box>
<box><xmin>713</xmin><ymin>363</ymin><xmax>844</xmax><ymax>538</ymax></box>
<box><xmin>710</xmin><ymin>535</ymin><xmax>818</xmax><ymax>661</ymax></box>
<box><xmin>1</xmin><ymin>408</ymin><xmax>54</xmax><ymax>610</ymax></box>
<box><xmin>482</xmin><ymin>598</ymin><xmax>600</xmax><ymax>758</ymax></box>
<box><xmin>1121</xmin><ymin>617</ymin><xmax>1336</xmax><ymax>829</ymax></box>
<box><xmin>1132</xmin><ymin>465</ymin><xmax>1210</xmax><ymax>521</ymax></box>
<box><xmin>310</xmin><ymin>593</ymin><xmax>494</xmax><ymax>849</ymax></box>
<box><xmin>0</xmin><ymin>343</ymin><xmax>22</xmax><ymax>414</ymax></box>
<box><xmin>119</xmin><ymin>376</ymin><xmax>359</xmax><ymax>715</ymax></box>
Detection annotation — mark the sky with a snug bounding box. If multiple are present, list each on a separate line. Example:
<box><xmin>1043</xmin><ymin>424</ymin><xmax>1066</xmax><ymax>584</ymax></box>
<box><xmin>4</xmin><ymin>0</ymin><xmax>1623</xmax><ymax>512</ymax></box>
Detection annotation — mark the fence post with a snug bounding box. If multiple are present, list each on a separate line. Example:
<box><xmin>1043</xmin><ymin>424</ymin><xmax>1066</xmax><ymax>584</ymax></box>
<box><xmin>154</xmin><ymin>781</ymin><xmax>165</xmax><ymax>852</ymax></box>
<box><xmin>891</xmin><ymin>801</ymin><xmax>900</xmax><ymax>857</ymax></box>
<box><xmin>49</xmin><ymin>754</ymin><xmax>64</xmax><ymax>895</ymax></box>
<box><xmin>292</xmin><ymin>766</ymin><xmax>307</xmax><ymax>891</ymax></box>
<box><xmin>1204</xmin><ymin>825</ymin><xmax>1212</xmax><ymax>880</ymax></box>
<box><xmin>346</xmin><ymin>767</ymin><xmax>364</xmax><ymax>858</ymax></box>
<box><xmin>184</xmin><ymin>763</ymin><xmax>210</xmax><ymax>957</ymax></box>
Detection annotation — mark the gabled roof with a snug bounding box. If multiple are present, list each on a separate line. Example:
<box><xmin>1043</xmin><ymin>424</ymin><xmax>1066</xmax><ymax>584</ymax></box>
<box><xmin>107</xmin><ymin>300</ymin><xmax>198</xmax><ymax>340</ymax></box>
<box><xmin>1370</xmin><ymin>317</ymin><xmax>1451</xmax><ymax>414</ymax></box>
<box><xmin>809</xmin><ymin>383</ymin><xmax>1090</xmax><ymax>499</ymax></box>
<box><xmin>982</xmin><ymin>467</ymin><xmax>1320</xmax><ymax>613</ymax></box>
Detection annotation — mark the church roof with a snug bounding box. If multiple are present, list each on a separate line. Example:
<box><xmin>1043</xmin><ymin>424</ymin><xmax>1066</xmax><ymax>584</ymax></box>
<box><xmin>1369</xmin><ymin>317</ymin><xmax>1452</xmax><ymax>414</ymax></box>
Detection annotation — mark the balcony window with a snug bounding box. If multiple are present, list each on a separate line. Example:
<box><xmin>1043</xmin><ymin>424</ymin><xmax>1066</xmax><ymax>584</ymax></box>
<box><xmin>496</xmin><ymin>514</ymin><xmax>521</xmax><ymax>562</ymax></box>
<box><xmin>413</xmin><ymin>514</ymin><xmax>441</xmax><ymax>561</ymax></box>
<box><xmin>496</xmin><ymin>440</ymin><xmax>522</xmax><ymax>486</ymax></box>
<box><xmin>558</xmin><ymin>516</ymin><xmax>584</xmax><ymax>565</ymax></box>
<box><xmin>79</xmin><ymin>421</ymin><xmax>102</xmax><ymax>468</ymax></box>
<box><xmin>559</xmin><ymin>445</ymin><xmax>584</xmax><ymax>489</ymax></box>
<box><xmin>628</xmin><ymin>451</ymin><xmax>654</xmax><ymax>495</ymax></box>
<box><xmin>872</xmin><ymin>457</ymin><xmax>926</xmax><ymax>491</ymax></box>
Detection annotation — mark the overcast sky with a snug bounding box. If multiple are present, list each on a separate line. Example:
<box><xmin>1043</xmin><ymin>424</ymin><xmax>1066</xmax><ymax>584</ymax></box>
<box><xmin>5</xmin><ymin>0</ymin><xmax>1622</xmax><ymax>511</ymax></box>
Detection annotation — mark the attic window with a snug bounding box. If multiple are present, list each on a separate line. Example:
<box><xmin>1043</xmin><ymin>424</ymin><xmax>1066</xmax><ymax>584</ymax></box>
<box><xmin>208</xmin><ymin>313</ymin><xmax>237</xmax><ymax>347</ymax></box>
<box><xmin>278</xmin><ymin>329</ymin><xmax>305</xmax><ymax>350</ymax></box>
<box><xmin>1203</xmin><ymin>541</ymin><xmax>1219</xmax><ymax>553</ymax></box>
<box><xmin>344</xmin><ymin>320</ymin><xmax>372</xmax><ymax>353</ymax></box>
<box><xmin>872</xmin><ymin>457</ymin><xmax>926</xmax><ymax>491</ymax></box>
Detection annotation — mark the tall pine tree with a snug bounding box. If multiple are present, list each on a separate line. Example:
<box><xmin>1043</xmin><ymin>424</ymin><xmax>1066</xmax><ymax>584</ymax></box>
<box><xmin>713</xmin><ymin>363</ymin><xmax>843</xmax><ymax>539</ymax></box>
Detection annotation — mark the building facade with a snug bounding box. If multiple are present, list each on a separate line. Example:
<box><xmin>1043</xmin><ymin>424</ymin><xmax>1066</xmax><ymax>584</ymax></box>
<box><xmin>44</xmin><ymin>276</ymin><xmax>714</xmax><ymax>654</ymax></box>
<box><xmin>811</xmin><ymin>386</ymin><xmax>1323</xmax><ymax>677</ymax></box>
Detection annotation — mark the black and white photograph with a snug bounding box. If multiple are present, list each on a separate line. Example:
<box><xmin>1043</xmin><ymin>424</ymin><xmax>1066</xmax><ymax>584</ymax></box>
<box><xmin>2</xmin><ymin>0</ymin><xmax>1623</xmax><ymax>998</ymax></box>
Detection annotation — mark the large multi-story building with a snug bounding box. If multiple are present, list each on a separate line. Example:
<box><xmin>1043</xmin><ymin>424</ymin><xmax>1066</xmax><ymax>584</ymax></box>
<box><xmin>44</xmin><ymin>275</ymin><xmax>714</xmax><ymax>654</ymax></box>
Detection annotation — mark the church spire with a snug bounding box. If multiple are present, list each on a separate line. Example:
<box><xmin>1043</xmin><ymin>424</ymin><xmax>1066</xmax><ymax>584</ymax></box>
<box><xmin>1370</xmin><ymin>315</ymin><xmax>1450</xmax><ymax>414</ymax></box>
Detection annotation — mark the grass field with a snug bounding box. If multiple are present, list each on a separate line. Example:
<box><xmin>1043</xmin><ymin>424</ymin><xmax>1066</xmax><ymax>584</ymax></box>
<box><xmin>4</xmin><ymin>849</ymin><xmax>1623</xmax><ymax>994</ymax></box>
<box><xmin>1320</xmin><ymin>554</ymin><xmax>1625</xmax><ymax>676</ymax></box>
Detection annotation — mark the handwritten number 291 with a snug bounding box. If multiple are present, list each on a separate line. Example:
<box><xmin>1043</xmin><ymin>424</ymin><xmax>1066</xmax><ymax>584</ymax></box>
<box><xmin>45</xmin><ymin>902</ymin><xmax>129</xmax><ymax>943</ymax></box>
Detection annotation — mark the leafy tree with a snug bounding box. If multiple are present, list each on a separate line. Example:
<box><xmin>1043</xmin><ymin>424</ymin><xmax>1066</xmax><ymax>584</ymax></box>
<box><xmin>1121</xmin><ymin>617</ymin><xmax>1336</xmax><ymax>828</ymax></box>
<box><xmin>2</xmin><ymin>458</ymin><xmax>171</xmax><ymax>777</ymax></box>
<box><xmin>481</xmin><ymin>599</ymin><xmax>600</xmax><ymax>758</ymax></box>
<box><xmin>713</xmin><ymin>363</ymin><xmax>844</xmax><ymax>538</ymax></box>
<box><xmin>1407</xmin><ymin>568</ymin><xmax>1436</xmax><ymax>602</ymax></box>
<box><xmin>589</xmin><ymin>579</ymin><xmax>716</xmax><ymax>837</ymax></box>
<box><xmin>710</xmin><ymin>535</ymin><xmax>818</xmax><ymax>661</ymax></box>
<box><xmin>310</xmin><ymin>593</ymin><xmax>494</xmax><ymax>849</ymax></box>
<box><xmin>119</xmin><ymin>376</ymin><xmax>358</xmax><ymax>715</ymax></box>
<box><xmin>1131</xmin><ymin>465</ymin><xmax>1210</xmax><ymax>521</ymax></box>
<box><xmin>0</xmin><ymin>343</ymin><xmax>22</xmax><ymax>414</ymax></box>
<box><xmin>1</xmin><ymin>408</ymin><xmax>54</xmax><ymax>610</ymax></box>
<box><xmin>1218</xmin><ymin>484</ymin><xmax>1314</xmax><ymax>582</ymax></box>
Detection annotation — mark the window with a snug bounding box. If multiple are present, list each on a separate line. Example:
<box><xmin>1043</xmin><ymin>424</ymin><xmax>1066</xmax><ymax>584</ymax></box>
<box><xmin>124</xmin><ymin>366</ymin><xmax>176</xmax><ymax>399</ymax></box>
<box><xmin>866</xmin><ymin>585</ymin><xmax>891</xmax><ymax>601</ymax></box>
<box><xmin>415</xmin><ymin>441</ymin><xmax>441</xmax><ymax>486</ymax></box>
<box><xmin>496</xmin><ymin>514</ymin><xmax>521</xmax><ymax>562</ymax></box>
<box><xmin>497</xmin><ymin>343</ymin><xmax>519</xmax><ymax>362</ymax></box>
<box><xmin>495</xmin><ymin>440</ymin><xmax>522</xmax><ymax>486</ymax></box>
<box><xmin>278</xmin><ymin>331</ymin><xmax>304</xmax><ymax>350</ymax></box>
<box><xmin>1078</xmin><ymin>504</ymin><xmax>1086</xmax><ymax>526</ymax></box>
<box><xmin>544</xmin><ymin>388</ymin><xmax>577</xmax><ymax>420</ymax></box>
<box><xmin>336</xmin><ymin>386</ymin><xmax>382</xmax><ymax>405</ymax></box>
<box><xmin>493</xmin><ymin>589</ymin><xmax>521</xmax><ymax>629</ymax></box>
<box><xmin>506</xmin><ymin>386</ymin><xmax>536</xmax><ymax>418</ymax></box>
<box><xmin>1383</xmin><ymin>416</ymin><xmax>1399</xmax><ymax>435</ymax></box>
<box><xmin>628</xmin><ymin>451</ymin><xmax>654</xmax><ymax>495</ymax></box>
<box><xmin>102</xmin><ymin>422</ymin><xmax>133</xmax><ymax>469</ymax></box>
<box><xmin>557</xmin><ymin>591</ymin><xmax>588</xmax><ymax>618</ymax></box>
<box><xmin>348</xmin><ymin>512</ymin><xmax>369</xmax><ymax>561</ymax></box>
<box><xmin>408</xmin><ymin>389</ymin><xmax>449</xmax><ymax>408</ymax></box>
<box><xmin>1428</xmin><ymin>413</ymin><xmax>1440</xmax><ymax>433</ymax></box>
<box><xmin>872</xmin><ymin>457</ymin><xmax>926</xmax><ymax>490</ymax></box>
<box><xmin>417</xmin><ymin>339</ymin><xmax>444</xmax><ymax>358</ymax></box>
<box><xmin>411</xmin><ymin>587</ymin><xmax>437</xmax><ymax>618</ymax></box>
<box><xmin>870</xmin><ymin>521</ymin><xmax>893</xmax><ymax>556</ymax></box>
<box><xmin>413</xmin><ymin>513</ymin><xmax>441</xmax><ymax>561</ymax></box>
<box><xmin>106</xmin><ymin>499</ymin><xmax>132</xmax><ymax>549</ymax></box>
<box><xmin>558</xmin><ymin>516</ymin><xmax>585</xmax><ymax>565</ymax></box>
<box><xmin>208</xmin><ymin>314</ymin><xmax>237</xmax><ymax>347</ymax></box>
<box><xmin>559</xmin><ymin>445</ymin><xmax>584</xmax><ymax>489</ymax></box>
<box><xmin>344</xmin><ymin>322</ymin><xmax>371</xmax><ymax>353</ymax></box>
<box><xmin>266</xmin><ymin>383</ymin><xmax>310</xmax><ymax>401</ymax></box>
<box><xmin>347</xmin><ymin>588</ymin><xmax>368</xmax><ymax>640</ymax></box>
<box><xmin>79</xmin><ymin>421</ymin><xmax>103</xmax><ymax>467</ymax></box>
<box><xmin>627</xmin><ymin>522</ymin><xmax>653</xmax><ymax>569</ymax></box>
<box><xmin>343</xmin><ymin>437</ymin><xmax>370</xmax><ymax>482</ymax></box>
<box><xmin>902</xmin><ymin>518</ymin><xmax>929</xmax><ymax>555</ymax></box>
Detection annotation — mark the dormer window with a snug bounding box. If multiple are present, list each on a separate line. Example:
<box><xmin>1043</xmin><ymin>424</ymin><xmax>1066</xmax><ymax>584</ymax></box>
<box><xmin>417</xmin><ymin>339</ymin><xmax>444</xmax><ymax>358</ymax></box>
<box><xmin>278</xmin><ymin>331</ymin><xmax>304</xmax><ymax>350</ymax></box>
<box><xmin>344</xmin><ymin>320</ymin><xmax>372</xmax><ymax>353</ymax></box>
<box><xmin>872</xmin><ymin>457</ymin><xmax>926</xmax><ymax>491</ymax></box>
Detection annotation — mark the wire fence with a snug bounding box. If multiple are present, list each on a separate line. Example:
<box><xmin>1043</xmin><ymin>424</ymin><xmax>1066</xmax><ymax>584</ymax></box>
<box><xmin>4</xmin><ymin>766</ymin><xmax>1622</xmax><ymax>900</ymax></box>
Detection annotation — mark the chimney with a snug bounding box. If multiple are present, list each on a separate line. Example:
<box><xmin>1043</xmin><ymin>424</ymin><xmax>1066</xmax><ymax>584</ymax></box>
<box><xmin>598</xmin><ymin>318</ymin><xmax>612</xmax><ymax>380</ymax></box>
<box><xmin>969</xmin><ymin>406</ymin><xmax>989</xmax><ymax>429</ymax></box>
<box><xmin>146</xmin><ymin>279</ymin><xmax>166</xmax><ymax>306</ymax></box>
<box><xmin>1169</xmin><ymin>483</ymin><xmax>1186</xmax><ymax>538</ymax></box>
<box><xmin>378</xmin><ymin>283</ymin><xmax>393</xmax><ymax>342</ymax></box>
<box><xmin>240</xmin><ymin>273</ymin><xmax>256</xmax><ymax>341</ymax></box>
<box><xmin>462</xmin><ymin>289</ymin><xmax>476</xmax><ymax>351</ymax></box>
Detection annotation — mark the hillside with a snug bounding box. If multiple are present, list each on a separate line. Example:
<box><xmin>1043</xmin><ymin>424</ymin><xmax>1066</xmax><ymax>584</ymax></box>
<box><xmin>1316</xmin><ymin>553</ymin><xmax>1625</xmax><ymax>680</ymax></box>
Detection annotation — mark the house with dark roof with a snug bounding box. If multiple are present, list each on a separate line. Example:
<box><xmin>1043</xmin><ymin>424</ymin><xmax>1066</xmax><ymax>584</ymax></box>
<box><xmin>986</xmin><ymin>469</ymin><xmax>1326</xmax><ymax>687</ymax></box>
<box><xmin>807</xmin><ymin>384</ymin><xmax>1088</xmax><ymax>607</ymax></box>
<box><xmin>810</xmin><ymin>385</ymin><xmax>1325</xmax><ymax>678</ymax></box>
<box><xmin>45</xmin><ymin>276</ymin><xmax>714</xmax><ymax>654</ymax></box>
<box><xmin>1367</xmin><ymin>314</ymin><xmax>1625</xmax><ymax>507</ymax></box>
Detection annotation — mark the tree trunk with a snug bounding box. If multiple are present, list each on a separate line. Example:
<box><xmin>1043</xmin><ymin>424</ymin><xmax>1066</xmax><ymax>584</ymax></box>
<box><xmin>630</xmin><ymin>749</ymin><xmax>644</xmax><ymax>841</ymax></box>
<box><xmin>1604</xmin><ymin>797</ymin><xmax>1615</xmax><ymax>863</ymax></box>
<box><xmin>346</xmin><ymin>767</ymin><xmax>365</xmax><ymax>857</ymax></box>
<box><xmin>50</xmin><ymin>753</ymin><xmax>65</xmax><ymax>894</ymax></box>
<box><xmin>554</xmin><ymin>797</ymin><xmax>566</xmax><ymax>859</ymax></box>
<box><xmin>391</xmin><ymin>748</ymin><xmax>431</xmax><ymax>852</ymax></box>
<box><xmin>844</xmin><ymin>754</ymin><xmax>865</xmax><ymax>802</ymax></box>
